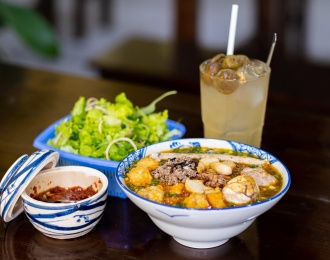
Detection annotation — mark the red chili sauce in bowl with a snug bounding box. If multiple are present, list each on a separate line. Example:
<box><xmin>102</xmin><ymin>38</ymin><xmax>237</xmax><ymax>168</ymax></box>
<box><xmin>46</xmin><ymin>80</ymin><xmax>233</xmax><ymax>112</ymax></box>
<box><xmin>30</xmin><ymin>185</ymin><xmax>98</xmax><ymax>203</ymax></box>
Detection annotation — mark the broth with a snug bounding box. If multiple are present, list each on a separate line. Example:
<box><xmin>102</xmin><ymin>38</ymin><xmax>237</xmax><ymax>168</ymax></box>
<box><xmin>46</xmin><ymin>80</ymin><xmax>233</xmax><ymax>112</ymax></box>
<box><xmin>125</xmin><ymin>147</ymin><xmax>283</xmax><ymax>209</ymax></box>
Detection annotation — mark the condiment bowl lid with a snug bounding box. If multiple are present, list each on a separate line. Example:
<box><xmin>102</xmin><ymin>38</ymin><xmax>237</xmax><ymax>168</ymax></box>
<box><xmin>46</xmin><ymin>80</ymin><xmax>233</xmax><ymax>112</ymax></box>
<box><xmin>0</xmin><ymin>150</ymin><xmax>59</xmax><ymax>222</ymax></box>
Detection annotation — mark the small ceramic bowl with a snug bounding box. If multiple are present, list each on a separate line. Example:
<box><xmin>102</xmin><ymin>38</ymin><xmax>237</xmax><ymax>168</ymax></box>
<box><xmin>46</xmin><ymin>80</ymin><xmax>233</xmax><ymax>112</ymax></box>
<box><xmin>22</xmin><ymin>166</ymin><xmax>108</xmax><ymax>239</ymax></box>
<box><xmin>115</xmin><ymin>138</ymin><xmax>291</xmax><ymax>248</ymax></box>
<box><xmin>0</xmin><ymin>150</ymin><xmax>108</xmax><ymax>239</ymax></box>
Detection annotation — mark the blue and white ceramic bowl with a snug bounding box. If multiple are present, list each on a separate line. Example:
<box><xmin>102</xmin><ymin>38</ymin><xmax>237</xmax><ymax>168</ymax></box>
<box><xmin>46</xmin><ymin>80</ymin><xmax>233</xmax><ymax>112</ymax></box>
<box><xmin>21</xmin><ymin>165</ymin><xmax>108</xmax><ymax>239</ymax></box>
<box><xmin>0</xmin><ymin>149</ymin><xmax>108</xmax><ymax>239</ymax></box>
<box><xmin>115</xmin><ymin>138</ymin><xmax>291</xmax><ymax>248</ymax></box>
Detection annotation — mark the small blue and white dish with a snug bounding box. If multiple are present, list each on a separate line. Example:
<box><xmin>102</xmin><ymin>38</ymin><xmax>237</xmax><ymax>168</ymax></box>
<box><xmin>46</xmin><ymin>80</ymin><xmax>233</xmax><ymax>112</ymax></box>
<box><xmin>115</xmin><ymin>138</ymin><xmax>291</xmax><ymax>248</ymax></box>
<box><xmin>0</xmin><ymin>149</ymin><xmax>108</xmax><ymax>239</ymax></box>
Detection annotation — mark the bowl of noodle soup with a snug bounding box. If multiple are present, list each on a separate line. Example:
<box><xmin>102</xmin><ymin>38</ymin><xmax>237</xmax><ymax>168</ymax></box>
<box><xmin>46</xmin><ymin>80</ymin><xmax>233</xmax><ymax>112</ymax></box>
<box><xmin>115</xmin><ymin>138</ymin><xmax>291</xmax><ymax>248</ymax></box>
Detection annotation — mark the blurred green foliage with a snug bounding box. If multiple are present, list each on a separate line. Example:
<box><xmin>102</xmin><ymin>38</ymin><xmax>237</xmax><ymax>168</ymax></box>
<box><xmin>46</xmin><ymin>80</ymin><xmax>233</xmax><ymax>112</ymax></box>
<box><xmin>0</xmin><ymin>1</ymin><xmax>59</xmax><ymax>57</ymax></box>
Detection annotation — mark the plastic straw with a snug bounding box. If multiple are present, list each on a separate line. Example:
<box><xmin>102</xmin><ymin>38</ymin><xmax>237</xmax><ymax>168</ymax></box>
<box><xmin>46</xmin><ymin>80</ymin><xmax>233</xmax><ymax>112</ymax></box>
<box><xmin>226</xmin><ymin>4</ymin><xmax>239</xmax><ymax>55</ymax></box>
<box><xmin>266</xmin><ymin>33</ymin><xmax>277</xmax><ymax>66</ymax></box>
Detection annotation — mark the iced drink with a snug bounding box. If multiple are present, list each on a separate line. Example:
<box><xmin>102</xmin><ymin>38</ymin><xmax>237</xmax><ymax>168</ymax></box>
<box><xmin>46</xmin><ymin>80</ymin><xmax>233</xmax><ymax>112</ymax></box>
<box><xmin>200</xmin><ymin>54</ymin><xmax>271</xmax><ymax>147</ymax></box>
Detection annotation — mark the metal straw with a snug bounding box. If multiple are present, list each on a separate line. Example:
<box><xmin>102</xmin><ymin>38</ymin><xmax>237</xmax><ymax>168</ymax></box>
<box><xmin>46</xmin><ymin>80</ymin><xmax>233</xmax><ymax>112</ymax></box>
<box><xmin>266</xmin><ymin>33</ymin><xmax>277</xmax><ymax>66</ymax></box>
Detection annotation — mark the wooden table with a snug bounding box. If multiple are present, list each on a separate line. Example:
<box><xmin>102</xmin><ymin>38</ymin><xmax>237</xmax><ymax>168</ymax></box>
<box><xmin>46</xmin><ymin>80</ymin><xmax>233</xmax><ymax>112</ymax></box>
<box><xmin>0</xmin><ymin>62</ymin><xmax>329</xmax><ymax>259</ymax></box>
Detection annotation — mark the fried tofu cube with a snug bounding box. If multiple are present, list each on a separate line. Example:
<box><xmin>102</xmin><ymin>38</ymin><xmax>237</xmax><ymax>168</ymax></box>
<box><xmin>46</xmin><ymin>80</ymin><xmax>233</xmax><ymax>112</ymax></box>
<box><xmin>206</xmin><ymin>191</ymin><xmax>227</xmax><ymax>208</ymax></box>
<box><xmin>137</xmin><ymin>185</ymin><xmax>164</xmax><ymax>203</ymax></box>
<box><xmin>127</xmin><ymin>166</ymin><xmax>152</xmax><ymax>186</ymax></box>
<box><xmin>136</xmin><ymin>157</ymin><xmax>159</xmax><ymax>171</ymax></box>
<box><xmin>183</xmin><ymin>193</ymin><xmax>210</xmax><ymax>209</ymax></box>
<box><xmin>168</xmin><ymin>183</ymin><xmax>185</xmax><ymax>194</ymax></box>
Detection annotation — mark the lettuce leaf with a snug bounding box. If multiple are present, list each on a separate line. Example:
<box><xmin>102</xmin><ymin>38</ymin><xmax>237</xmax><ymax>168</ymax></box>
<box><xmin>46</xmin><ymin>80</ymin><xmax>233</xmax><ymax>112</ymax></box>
<box><xmin>47</xmin><ymin>92</ymin><xmax>179</xmax><ymax>161</ymax></box>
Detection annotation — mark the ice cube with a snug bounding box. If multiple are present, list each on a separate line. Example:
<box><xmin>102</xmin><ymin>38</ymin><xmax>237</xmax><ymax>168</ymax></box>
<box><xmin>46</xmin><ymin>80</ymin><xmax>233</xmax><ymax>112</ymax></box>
<box><xmin>239</xmin><ymin>60</ymin><xmax>268</xmax><ymax>80</ymax></box>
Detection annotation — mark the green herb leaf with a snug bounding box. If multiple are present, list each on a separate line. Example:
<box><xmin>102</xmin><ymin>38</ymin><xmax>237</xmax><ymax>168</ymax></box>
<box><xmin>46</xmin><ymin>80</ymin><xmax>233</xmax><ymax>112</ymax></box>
<box><xmin>151</xmin><ymin>179</ymin><xmax>160</xmax><ymax>185</ymax></box>
<box><xmin>136</xmin><ymin>90</ymin><xmax>177</xmax><ymax>117</ymax></box>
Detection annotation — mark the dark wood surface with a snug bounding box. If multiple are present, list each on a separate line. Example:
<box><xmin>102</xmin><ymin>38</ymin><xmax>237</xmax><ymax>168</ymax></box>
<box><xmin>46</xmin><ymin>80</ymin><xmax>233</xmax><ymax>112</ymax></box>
<box><xmin>0</xmin><ymin>62</ymin><xmax>329</xmax><ymax>259</ymax></box>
